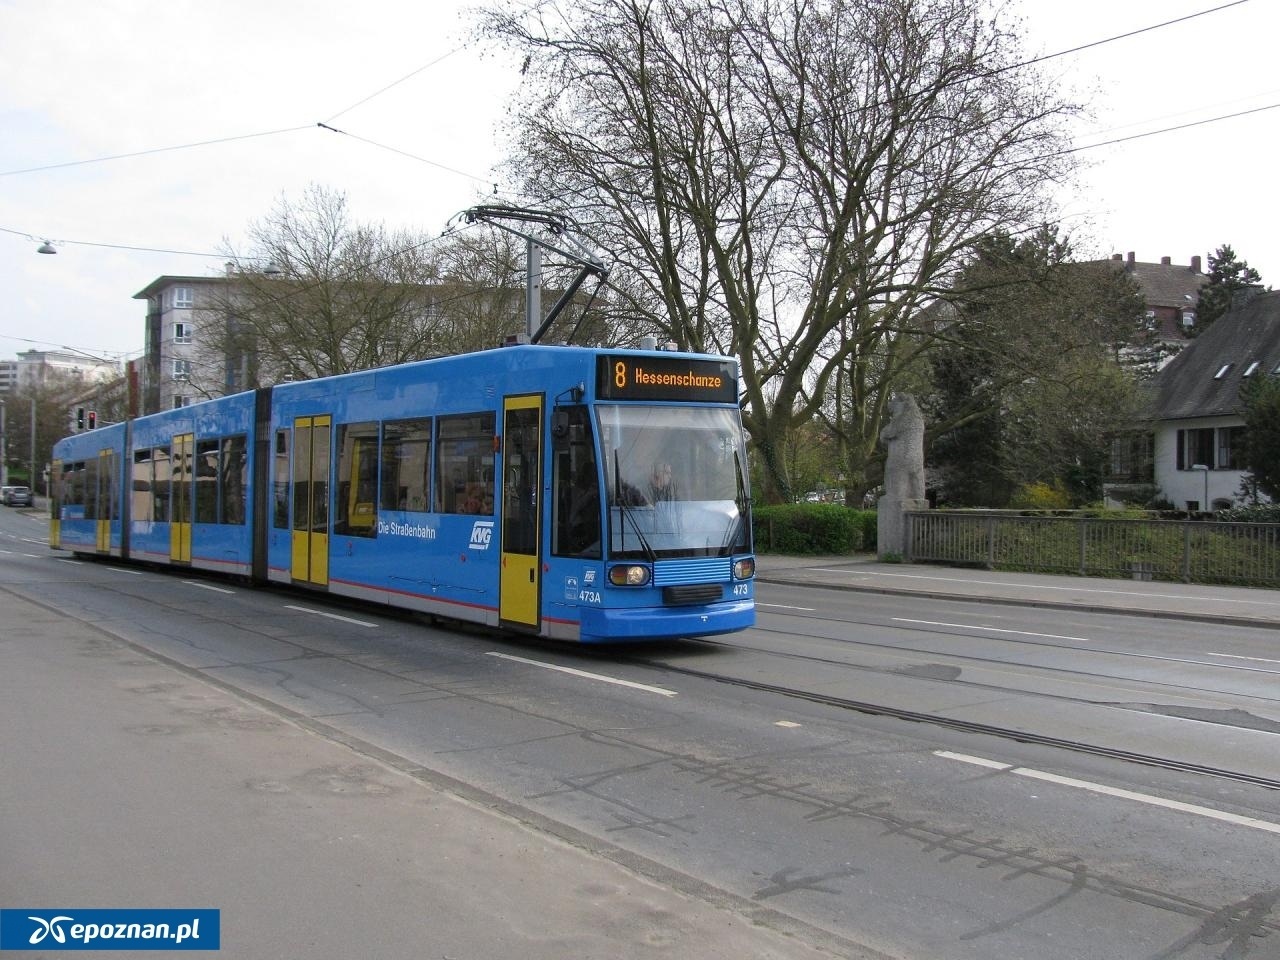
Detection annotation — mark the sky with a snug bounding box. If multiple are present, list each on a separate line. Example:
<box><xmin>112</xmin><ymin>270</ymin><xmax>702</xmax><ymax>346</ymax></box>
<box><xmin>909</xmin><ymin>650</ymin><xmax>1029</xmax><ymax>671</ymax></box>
<box><xmin>1</xmin><ymin>0</ymin><xmax>1276</xmax><ymax>363</ymax></box>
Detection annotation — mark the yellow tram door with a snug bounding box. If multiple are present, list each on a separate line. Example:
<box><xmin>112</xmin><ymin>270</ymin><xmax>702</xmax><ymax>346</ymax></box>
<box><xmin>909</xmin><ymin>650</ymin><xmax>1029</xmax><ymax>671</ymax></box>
<box><xmin>291</xmin><ymin>415</ymin><xmax>331</xmax><ymax>587</ymax></box>
<box><xmin>500</xmin><ymin>395</ymin><xmax>543</xmax><ymax>631</ymax></box>
<box><xmin>50</xmin><ymin>458</ymin><xmax>62</xmax><ymax>549</ymax></box>
<box><xmin>97</xmin><ymin>448</ymin><xmax>115</xmax><ymax>552</ymax></box>
<box><xmin>170</xmin><ymin>433</ymin><xmax>193</xmax><ymax>563</ymax></box>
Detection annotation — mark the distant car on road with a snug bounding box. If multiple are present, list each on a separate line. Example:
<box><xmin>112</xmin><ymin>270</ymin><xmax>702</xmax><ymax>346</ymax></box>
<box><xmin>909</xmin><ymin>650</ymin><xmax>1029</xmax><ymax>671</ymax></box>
<box><xmin>4</xmin><ymin>486</ymin><xmax>33</xmax><ymax>507</ymax></box>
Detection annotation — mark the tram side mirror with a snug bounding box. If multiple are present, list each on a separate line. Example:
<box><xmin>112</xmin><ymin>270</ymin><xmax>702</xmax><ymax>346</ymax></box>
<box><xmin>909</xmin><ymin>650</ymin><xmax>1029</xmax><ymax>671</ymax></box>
<box><xmin>552</xmin><ymin>410</ymin><xmax>570</xmax><ymax>438</ymax></box>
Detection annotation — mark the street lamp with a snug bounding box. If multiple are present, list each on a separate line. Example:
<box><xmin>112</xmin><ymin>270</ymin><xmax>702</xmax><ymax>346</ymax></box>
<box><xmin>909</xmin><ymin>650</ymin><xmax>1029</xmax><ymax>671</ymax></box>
<box><xmin>1191</xmin><ymin>463</ymin><xmax>1209</xmax><ymax>513</ymax></box>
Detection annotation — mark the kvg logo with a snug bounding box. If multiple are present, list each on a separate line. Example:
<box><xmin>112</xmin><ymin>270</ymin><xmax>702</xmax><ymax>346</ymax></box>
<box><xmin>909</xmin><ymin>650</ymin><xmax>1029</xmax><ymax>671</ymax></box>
<box><xmin>469</xmin><ymin>520</ymin><xmax>495</xmax><ymax>550</ymax></box>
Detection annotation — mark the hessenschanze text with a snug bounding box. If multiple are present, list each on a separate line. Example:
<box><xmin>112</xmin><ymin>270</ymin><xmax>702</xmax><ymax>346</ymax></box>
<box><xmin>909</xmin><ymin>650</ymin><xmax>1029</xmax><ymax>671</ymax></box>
<box><xmin>634</xmin><ymin>367</ymin><xmax>724</xmax><ymax>390</ymax></box>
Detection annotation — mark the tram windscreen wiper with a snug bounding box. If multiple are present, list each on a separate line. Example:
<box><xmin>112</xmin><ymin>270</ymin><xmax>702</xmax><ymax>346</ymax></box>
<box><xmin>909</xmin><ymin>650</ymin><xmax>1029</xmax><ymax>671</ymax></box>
<box><xmin>613</xmin><ymin>450</ymin><xmax>657</xmax><ymax>563</ymax></box>
<box><xmin>720</xmin><ymin>450</ymin><xmax>748</xmax><ymax>556</ymax></box>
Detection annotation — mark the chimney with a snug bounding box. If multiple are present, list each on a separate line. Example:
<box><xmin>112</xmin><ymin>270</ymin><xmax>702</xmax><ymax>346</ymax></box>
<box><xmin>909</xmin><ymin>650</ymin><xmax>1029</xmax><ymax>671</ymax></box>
<box><xmin>1161</xmin><ymin>256</ymin><xmax>1171</xmax><ymax>266</ymax></box>
<box><xmin>1191</xmin><ymin>255</ymin><xmax>1202</xmax><ymax>273</ymax></box>
<box><xmin>1126</xmin><ymin>251</ymin><xmax>1135</xmax><ymax>267</ymax></box>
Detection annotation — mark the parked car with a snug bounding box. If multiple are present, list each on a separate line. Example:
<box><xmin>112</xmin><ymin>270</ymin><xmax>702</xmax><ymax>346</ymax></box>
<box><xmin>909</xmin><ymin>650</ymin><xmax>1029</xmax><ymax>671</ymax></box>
<box><xmin>4</xmin><ymin>486</ymin><xmax>32</xmax><ymax>507</ymax></box>
<box><xmin>0</xmin><ymin>485</ymin><xmax>13</xmax><ymax>504</ymax></box>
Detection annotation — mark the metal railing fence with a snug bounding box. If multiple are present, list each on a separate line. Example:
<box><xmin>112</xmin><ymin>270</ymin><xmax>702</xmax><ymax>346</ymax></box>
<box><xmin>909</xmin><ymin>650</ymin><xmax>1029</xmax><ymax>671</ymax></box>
<box><xmin>905</xmin><ymin>511</ymin><xmax>1280</xmax><ymax>587</ymax></box>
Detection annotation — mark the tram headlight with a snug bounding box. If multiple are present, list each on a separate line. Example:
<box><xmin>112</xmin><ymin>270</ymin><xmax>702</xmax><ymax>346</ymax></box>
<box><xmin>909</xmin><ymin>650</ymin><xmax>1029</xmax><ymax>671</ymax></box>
<box><xmin>733</xmin><ymin>558</ymin><xmax>755</xmax><ymax>580</ymax></box>
<box><xmin>609</xmin><ymin>564</ymin><xmax>651</xmax><ymax>586</ymax></box>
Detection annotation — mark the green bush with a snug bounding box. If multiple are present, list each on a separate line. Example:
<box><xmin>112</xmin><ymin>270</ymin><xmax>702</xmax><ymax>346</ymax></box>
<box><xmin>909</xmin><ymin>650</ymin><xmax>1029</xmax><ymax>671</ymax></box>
<box><xmin>1009</xmin><ymin>481</ymin><xmax>1072</xmax><ymax>510</ymax></box>
<box><xmin>752</xmin><ymin>504</ymin><xmax>874</xmax><ymax>554</ymax></box>
<box><xmin>1216</xmin><ymin>504</ymin><xmax>1280</xmax><ymax>524</ymax></box>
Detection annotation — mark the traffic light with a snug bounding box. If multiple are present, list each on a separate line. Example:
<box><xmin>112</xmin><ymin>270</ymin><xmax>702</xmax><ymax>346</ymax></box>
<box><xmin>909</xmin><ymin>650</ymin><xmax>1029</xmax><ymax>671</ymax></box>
<box><xmin>87</xmin><ymin>410</ymin><xmax>97</xmax><ymax>430</ymax></box>
<box><xmin>76</xmin><ymin>407</ymin><xmax>85</xmax><ymax>430</ymax></box>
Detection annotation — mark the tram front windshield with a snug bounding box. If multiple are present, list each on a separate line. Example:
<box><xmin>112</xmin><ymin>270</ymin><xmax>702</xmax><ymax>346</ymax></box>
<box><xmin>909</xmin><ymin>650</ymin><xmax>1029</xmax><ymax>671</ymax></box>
<box><xmin>598</xmin><ymin>405</ymin><xmax>750</xmax><ymax>559</ymax></box>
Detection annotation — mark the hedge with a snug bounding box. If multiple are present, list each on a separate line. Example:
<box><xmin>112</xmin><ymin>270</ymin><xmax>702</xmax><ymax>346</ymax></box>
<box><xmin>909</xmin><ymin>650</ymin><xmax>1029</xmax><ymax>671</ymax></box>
<box><xmin>752</xmin><ymin>503</ymin><xmax>876</xmax><ymax>554</ymax></box>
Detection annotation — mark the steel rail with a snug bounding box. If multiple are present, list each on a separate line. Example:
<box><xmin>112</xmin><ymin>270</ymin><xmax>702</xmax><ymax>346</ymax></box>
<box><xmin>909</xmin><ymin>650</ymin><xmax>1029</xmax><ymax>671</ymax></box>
<box><xmin>638</xmin><ymin>658</ymin><xmax>1280</xmax><ymax>792</ymax></box>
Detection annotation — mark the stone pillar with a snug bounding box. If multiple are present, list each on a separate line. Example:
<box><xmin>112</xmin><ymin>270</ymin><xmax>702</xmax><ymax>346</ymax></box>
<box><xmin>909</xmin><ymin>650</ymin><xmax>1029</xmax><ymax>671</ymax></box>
<box><xmin>877</xmin><ymin>393</ymin><xmax>927</xmax><ymax>559</ymax></box>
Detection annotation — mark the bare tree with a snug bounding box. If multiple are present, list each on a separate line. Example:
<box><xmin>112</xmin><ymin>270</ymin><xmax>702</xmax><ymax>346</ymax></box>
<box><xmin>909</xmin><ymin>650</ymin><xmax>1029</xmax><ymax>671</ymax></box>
<box><xmin>6</xmin><ymin>371</ymin><xmax>90</xmax><ymax>492</ymax></box>
<box><xmin>479</xmin><ymin>0</ymin><xmax>1081</xmax><ymax>501</ymax></box>
<box><xmin>215</xmin><ymin>184</ymin><xmax>451</xmax><ymax>385</ymax></box>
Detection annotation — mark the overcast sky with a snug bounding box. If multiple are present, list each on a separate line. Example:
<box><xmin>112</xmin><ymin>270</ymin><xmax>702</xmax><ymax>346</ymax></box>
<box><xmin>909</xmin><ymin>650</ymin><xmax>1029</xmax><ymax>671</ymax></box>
<box><xmin>1</xmin><ymin>0</ymin><xmax>1275</xmax><ymax>363</ymax></box>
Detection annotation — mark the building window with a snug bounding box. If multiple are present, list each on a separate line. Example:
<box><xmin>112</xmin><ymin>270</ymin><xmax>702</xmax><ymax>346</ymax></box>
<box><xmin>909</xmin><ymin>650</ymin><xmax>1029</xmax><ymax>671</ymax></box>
<box><xmin>1218</xmin><ymin>426</ymin><xmax>1246</xmax><ymax>471</ymax></box>
<box><xmin>1108</xmin><ymin>432</ymin><xmax>1154</xmax><ymax>482</ymax></box>
<box><xmin>173</xmin><ymin>359</ymin><xmax>192</xmax><ymax>381</ymax></box>
<box><xmin>173</xmin><ymin>396</ymin><xmax>189</xmax><ymax>409</ymax></box>
<box><xmin>1177</xmin><ymin>428</ymin><xmax>1215</xmax><ymax>470</ymax></box>
<box><xmin>173</xmin><ymin>286</ymin><xmax>193</xmax><ymax>309</ymax></box>
<box><xmin>174</xmin><ymin>321</ymin><xmax>192</xmax><ymax>344</ymax></box>
<box><xmin>1243</xmin><ymin>361</ymin><xmax>1261</xmax><ymax>377</ymax></box>
<box><xmin>1213</xmin><ymin>363</ymin><xmax>1233</xmax><ymax>380</ymax></box>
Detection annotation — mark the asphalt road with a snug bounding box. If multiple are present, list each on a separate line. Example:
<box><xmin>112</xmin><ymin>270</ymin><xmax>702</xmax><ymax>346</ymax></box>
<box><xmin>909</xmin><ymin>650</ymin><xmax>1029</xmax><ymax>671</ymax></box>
<box><xmin>3</xmin><ymin>508</ymin><xmax>1278</xmax><ymax>960</ymax></box>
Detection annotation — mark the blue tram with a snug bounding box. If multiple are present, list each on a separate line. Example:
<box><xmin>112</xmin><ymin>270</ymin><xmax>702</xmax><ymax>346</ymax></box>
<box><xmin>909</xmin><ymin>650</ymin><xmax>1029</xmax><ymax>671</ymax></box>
<box><xmin>50</xmin><ymin>344</ymin><xmax>755</xmax><ymax>642</ymax></box>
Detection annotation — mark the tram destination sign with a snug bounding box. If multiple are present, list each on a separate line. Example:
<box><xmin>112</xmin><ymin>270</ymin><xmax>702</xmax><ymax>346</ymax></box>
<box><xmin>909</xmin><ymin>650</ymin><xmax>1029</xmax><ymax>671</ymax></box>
<box><xmin>597</xmin><ymin>355</ymin><xmax>738</xmax><ymax>404</ymax></box>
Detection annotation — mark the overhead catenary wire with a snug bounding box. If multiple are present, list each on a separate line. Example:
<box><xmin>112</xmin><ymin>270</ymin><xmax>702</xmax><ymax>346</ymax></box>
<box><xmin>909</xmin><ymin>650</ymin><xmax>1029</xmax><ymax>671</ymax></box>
<box><xmin>0</xmin><ymin>2</ymin><xmax>1264</xmax><ymax>272</ymax></box>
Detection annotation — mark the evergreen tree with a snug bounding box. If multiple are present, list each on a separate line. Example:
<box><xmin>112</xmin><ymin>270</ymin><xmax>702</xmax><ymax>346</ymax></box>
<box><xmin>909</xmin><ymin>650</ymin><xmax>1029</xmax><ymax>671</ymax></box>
<box><xmin>924</xmin><ymin>228</ymin><xmax>1146</xmax><ymax>507</ymax></box>
<box><xmin>1239</xmin><ymin>374</ymin><xmax>1280</xmax><ymax>501</ymax></box>
<box><xmin>1195</xmin><ymin>244</ymin><xmax>1263</xmax><ymax>331</ymax></box>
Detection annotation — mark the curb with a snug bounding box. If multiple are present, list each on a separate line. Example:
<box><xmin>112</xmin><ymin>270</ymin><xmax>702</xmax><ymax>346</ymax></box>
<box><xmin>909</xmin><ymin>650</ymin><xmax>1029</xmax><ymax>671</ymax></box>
<box><xmin>754</xmin><ymin>572</ymin><xmax>1280</xmax><ymax>631</ymax></box>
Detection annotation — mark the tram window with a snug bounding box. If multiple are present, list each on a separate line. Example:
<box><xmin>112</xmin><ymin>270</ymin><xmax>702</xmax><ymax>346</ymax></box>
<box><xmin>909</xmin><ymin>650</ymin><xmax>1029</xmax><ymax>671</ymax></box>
<box><xmin>172</xmin><ymin>438</ymin><xmax>193</xmax><ymax>526</ymax></box>
<box><xmin>552</xmin><ymin>407</ymin><xmax>601</xmax><ymax>558</ymax></box>
<box><xmin>132</xmin><ymin>450</ymin><xmax>153</xmax><ymax>522</ymax></box>
<box><xmin>502</xmin><ymin>405</ymin><xmax>540</xmax><ymax>556</ymax></box>
<box><xmin>69</xmin><ymin>462</ymin><xmax>85</xmax><ymax>510</ymax></box>
<box><xmin>273</xmin><ymin>431</ymin><xmax>290</xmax><ymax>529</ymax></box>
<box><xmin>83</xmin><ymin>459</ymin><xmax>99</xmax><ymax>520</ymax></box>
<box><xmin>437</xmin><ymin>412</ymin><xmax>495</xmax><ymax>515</ymax></box>
<box><xmin>100</xmin><ymin>453</ymin><xmax>115</xmax><ymax>523</ymax></box>
<box><xmin>152</xmin><ymin>446</ymin><xmax>171</xmax><ymax>522</ymax></box>
<box><xmin>220</xmin><ymin>435</ymin><xmax>247</xmax><ymax>525</ymax></box>
<box><xmin>381</xmin><ymin>418</ymin><xmax>431</xmax><ymax>513</ymax></box>
<box><xmin>195</xmin><ymin>439</ymin><xmax>220</xmax><ymax>524</ymax></box>
<box><xmin>335</xmin><ymin>422</ymin><xmax>378</xmax><ymax>538</ymax></box>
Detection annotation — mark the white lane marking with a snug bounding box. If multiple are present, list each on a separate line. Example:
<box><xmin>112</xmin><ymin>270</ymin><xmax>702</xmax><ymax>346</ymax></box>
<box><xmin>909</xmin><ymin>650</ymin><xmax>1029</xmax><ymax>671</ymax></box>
<box><xmin>936</xmin><ymin>751</ymin><xmax>1280</xmax><ymax>836</ymax></box>
<box><xmin>775</xmin><ymin>720</ymin><xmax>802</xmax><ymax>728</ymax></box>
<box><xmin>758</xmin><ymin>602</ymin><xmax>817</xmax><ymax>612</ymax></box>
<box><xmin>21</xmin><ymin>538</ymin><xmax>48</xmax><ymax>546</ymax></box>
<box><xmin>486</xmin><ymin>651</ymin><xmax>678</xmax><ymax>698</ymax></box>
<box><xmin>103</xmin><ymin>566</ymin><xmax>143</xmax><ymax>575</ymax></box>
<box><xmin>813</xmin><ymin>568</ymin><xmax>1280</xmax><ymax>609</ymax></box>
<box><xmin>184</xmin><ymin>580</ymin><xmax>235</xmax><ymax>595</ymax></box>
<box><xmin>894</xmin><ymin>618</ymin><xmax>1091</xmax><ymax>642</ymax></box>
<box><xmin>897</xmin><ymin>620</ymin><xmax>1280</xmax><ymax>676</ymax></box>
<box><xmin>284</xmin><ymin>604</ymin><xmax>378</xmax><ymax>628</ymax></box>
<box><xmin>1207</xmin><ymin>652</ymin><xmax>1280</xmax><ymax>666</ymax></box>
<box><xmin>55</xmin><ymin>558</ymin><xmax>84</xmax><ymax>565</ymax></box>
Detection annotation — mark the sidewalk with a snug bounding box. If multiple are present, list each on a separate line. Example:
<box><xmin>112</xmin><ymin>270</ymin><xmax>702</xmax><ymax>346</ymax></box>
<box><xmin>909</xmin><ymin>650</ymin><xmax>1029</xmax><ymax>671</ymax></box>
<box><xmin>0</xmin><ymin>586</ymin><xmax>869</xmax><ymax>960</ymax></box>
<box><xmin>753</xmin><ymin>553</ymin><xmax>1280</xmax><ymax>629</ymax></box>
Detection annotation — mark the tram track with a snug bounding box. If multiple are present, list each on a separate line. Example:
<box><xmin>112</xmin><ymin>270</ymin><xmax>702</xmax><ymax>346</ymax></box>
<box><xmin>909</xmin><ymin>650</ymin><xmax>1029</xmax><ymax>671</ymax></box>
<box><xmin>628</xmin><ymin>652</ymin><xmax>1280</xmax><ymax>792</ymax></box>
<box><xmin>733</xmin><ymin>622</ymin><xmax>1280</xmax><ymax>709</ymax></box>
<box><xmin>42</xmin><ymin>555</ymin><xmax>1280</xmax><ymax>792</ymax></box>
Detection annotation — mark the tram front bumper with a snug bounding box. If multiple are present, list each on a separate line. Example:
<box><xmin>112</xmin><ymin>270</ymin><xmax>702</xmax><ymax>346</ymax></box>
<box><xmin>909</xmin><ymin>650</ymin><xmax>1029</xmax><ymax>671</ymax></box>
<box><xmin>577</xmin><ymin>598</ymin><xmax>754</xmax><ymax>643</ymax></box>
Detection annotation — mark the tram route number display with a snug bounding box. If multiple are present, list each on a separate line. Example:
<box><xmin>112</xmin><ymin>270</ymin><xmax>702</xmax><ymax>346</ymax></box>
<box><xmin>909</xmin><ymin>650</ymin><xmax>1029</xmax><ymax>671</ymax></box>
<box><xmin>596</xmin><ymin>355</ymin><xmax>738</xmax><ymax>404</ymax></box>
